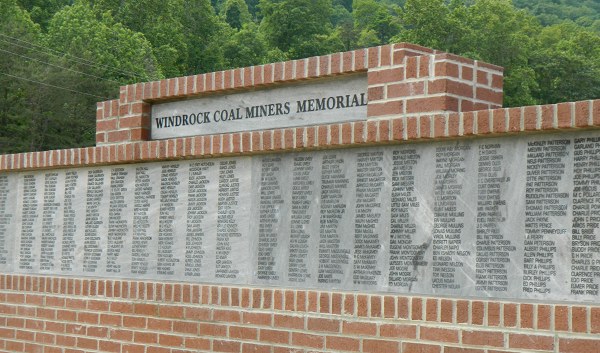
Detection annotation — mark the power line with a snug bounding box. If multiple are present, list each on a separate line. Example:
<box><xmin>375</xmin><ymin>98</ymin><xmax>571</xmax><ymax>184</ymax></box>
<box><xmin>0</xmin><ymin>33</ymin><xmax>146</xmax><ymax>80</ymax></box>
<box><xmin>0</xmin><ymin>47</ymin><xmax>122</xmax><ymax>84</ymax></box>
<box><xmin>0</xmin><ymin>71</ymin><xmax>112</xmax><ymax>100</ymax></box>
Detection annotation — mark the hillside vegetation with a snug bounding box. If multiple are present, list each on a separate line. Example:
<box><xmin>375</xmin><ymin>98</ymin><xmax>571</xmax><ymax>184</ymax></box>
<box><xmin>1</xmin><ymin>0</ymin><xmax>599</xmax><ymax>152</ymax></box>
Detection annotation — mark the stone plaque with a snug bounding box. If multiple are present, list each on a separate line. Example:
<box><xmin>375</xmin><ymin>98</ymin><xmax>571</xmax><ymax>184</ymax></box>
<box><xmin>151</xmin><ymin>75</ymin><xmax>367</xmax><ymax>139</ymax></box>
<box><xmin>5</xmin><ymin>131</ymin><xmax>600</xmax><ymax>302</ymax></box>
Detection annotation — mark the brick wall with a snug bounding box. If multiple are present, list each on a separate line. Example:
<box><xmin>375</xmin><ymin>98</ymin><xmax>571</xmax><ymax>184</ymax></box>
<box><xmin>1</xmin><ymin>43</ymin><xmax>600</xmax><ymax>353</ymax></box>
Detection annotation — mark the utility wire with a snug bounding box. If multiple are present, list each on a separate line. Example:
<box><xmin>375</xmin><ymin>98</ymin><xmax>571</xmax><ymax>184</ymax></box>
<box><xmin>0</xmin><ymin>47</ymin><xmax>122</xmax><ymax>84</ymax></box>
<box><xmin>0</xmin><ymin>33</ymin><xmax>146</xmax><ymax>80</ymax></box>
<box><xmin>0</xmin><ymin>71</ymin><xmax>112</xmax><ymax>100</ymax></box>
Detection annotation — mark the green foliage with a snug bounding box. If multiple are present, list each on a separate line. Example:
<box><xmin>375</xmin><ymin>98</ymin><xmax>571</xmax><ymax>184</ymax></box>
<box><xmin>354</xmin><ymin>0</ymin><xmax>401</xmax><ymax>45</ymax></box>
<box><xmin>259</xmin><ymin>0</ymin><xmax>336</xmax><ymax>58</ymax></box>
<box><xmin>531</xmin><ymin>22</ymin><xmax>600</xmax><ymax>104</ymax></box>
<box><xmin>513</xmin><ymin>0</ymin><xmax>600</xmax><ymax>29</ymax></box>
<box><xmin>46</xmin><ymin>2</ymin><xmax>161</xmax><ymax>82</ymax></box>
<box><xmin>16</xmin><ymin>0</ymin><xmax>71</xmax><ymax>29</ymax></box>
<box><xmin>2</xmin><ymin>0</ymin><xmax>600</xmax><ymax>152</ymax></box>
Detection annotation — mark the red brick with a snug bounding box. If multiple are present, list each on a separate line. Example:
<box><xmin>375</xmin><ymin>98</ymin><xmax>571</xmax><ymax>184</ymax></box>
<box><xmin>87</xmin><ymin>327</ymin><xmax>108</xmax><ymax>338</ymax></box>
<box><xmin>469</xmin><ymin>301</ymin><xmax>484</xmax><ymax>325</ymax></box>
<box><xmin>555</xmin><ymin>305</ymin><xmax>569</xmax><ymax>331</ymax></box>
<box><xmin>364</xmin><ymin>339</ymin><xmax>399</xmax><ymax>353</ymax></box>
<box><xmin>388</xmin><ymin>82</ymin><xmax>425</xmax><ymax>98</ymax></box>
<box><xmin>557</xmin><ymin>102</ymin><xmax>573</xmax><ymax>128</ymax></box>
<box><xmin>173</xmin><ymin>321</ymin><xmax>198</xmax><ymax>335</ymax></box>
<box><xmin>78</xmin><ymin>312</ymin><xmax>98</xmax><ymax>324</ymax></box>
<box><xmin>438</xmin><ymin>299</ymin><xmax>453</xmax><ymax>323</ymax></box>
<box><xmin>504</xmin><ymin>303</ymin><xmax>517</xmax><ymax>327</ymax></box>
<box><xmin>148</xmin><ymin>318</ymin><xmax>172</xmax><ymax>331</ymax></box>
<box><xmin>559</xmin><ymin>338</ymin><xmax>600</xmax><ymax>353</ymax></box>
<box><xmin>367</xmin><ymin>121</ymin><xmax>378</xmax><ymax>143</ymax></box>
<box><xmin>343</xmin><ymin>293</ymin><xmax>355</xmax><ymax>315</ymax></box>
<box><xmin>243</xmin><ymin>312</ymin><xmax>271</xmax><ymax>326</ymax></box>
<box><xmin>160</xmin><ymin>305</ymin><xmax>183</xmax><ymax>318</ymax></box>
<box><xmin>317</xmin><ymin>125</ymin><xmax>328</xmax><ymax>147</ymax></box>
<box><xmin>159</xmin><ymin>334</ymin><xmax>183</xmax><ymax>347</ymax></box>
<box><xmin>242</xmin><ymin>343</ymin><xmax>271</xmax><ymax>353</ymax></box>
<box><xmin>122</xmin><ymin>344</ymin><xmax>145</xmax><ymax>353</ymax></box>
<box><xmin>421</xmin><ymin>327</ymin><xmax>459</xmax><ymax>343</ymax></box>
<box><xmin>368</xmin><ymin>68</ymin><xmax>404</xmax><ymax>85</ymax></box>
<box><xmin>397</xmin><ymin>297</ymin><xmax>409</xmax><ymax>319</ymax></box>
<box><xmin>407</xmin><ymin>96</ymin><xmax>459</xmax><ymax>114</ymax></box>
<box><xmin>380</xmin><ymin>324</ymin><xmax>417</xmax><ymax>338</ymax></box>
<box><xmin>572</xmin><ymin>306</ymin><xmax>588</xmax><ymax>333</ymax></box>
<box><xmin>422</xmin><ymin>299</ymin><xmax>436</xmax><ymax>322</ymax></box>
<box><xmin>292</xmin><ymin>332</ymin><xmax>324</xmax><ymax>349</ymax></box>
<box><xmin>296</xmin><ymin>290</ymin><xmax>306</xmax><ymax>311</ymax></box>
<box><xmin>100</xmin><ymin>340</ymin><xmax>121</xmax><ymax>353</ymax></box>
<box><xmin>368</xmin><ymin>86</ymin><xmax>384</xmax><ymax>101</ymax></box>
<box><xmin>199</xmin><ymin>323</ymin><xmax>227</xmax><ymax>337</ymax></box>
<box><xmin>134</xmin><ymin>332</ymin><xmax>157</xmax><ymax>344</ymax></box>
<box><xmin>184</xmin><ymin>307</ymin><xmax>210</xmax><ymax>321</ymax></box>
<box><xmin>435</xmin><ymin>62</ymin><xmax>459</xmax><ymax>78</ymax></box>
<box><xmin>412</xmin><ymin>297</ymin><xmax>423</xmax><ymax>320</ymax></box>
<box><xmin>475</xmin><ymin>111</ymin><xmax>490</xmax><ymax>135</ymax></box>
<box><xmin>284</xmin><ymin>290</ymin><xmax>295</xmax><ymax>311</ymax></box>
<box><xmin>77</xmin><ymin>337</ymin><xmax>98</xmax><ymax>350</ymax></box>
<box><xmin>214</xmin><ymin>309</ymin><xmax>241</xmax><ymax>323</ymax></box>
<box><xmin>371</xmin><ymin>295</ymin><xmax>382</xmax><ymax>317</ymax></box>
<box><xmin>260</xmin><ymin>329</ymin><xmax>289</xmax><ymax>344</ymax></box>
<box><xmin>575</xmin><ymin>100</ymin><xmax>591</xmax><ymax>127</ymax></box>
<box><xmin>487</xmin><ymin>302</ymin><xmax>500</xmax><ymax>326</ymax></box>
<box><xmin>462</xmin><ymin>330</ymin><xmax>504</xmax><ymax>347</ymax></box>
<box><xmin>509</xmin><ymin>333</ymin><xmax>554</xmax><ymax>350</ymax></box>
<box><xmin>213</xmin><ymin>340</ymin><xmax>240</xmax><ymax>353</ymax></box>
<box><xmin>122</xmin><ymin>316</ymin><xmax>145</xmax><ymax>329</ymax></box>
<box><xmin>507</xmin><ymin>107</ymin><xmax>521</xmax><ymax>132</ymax></box>
<box><xmin>274</xmin><ymin>314</ymin><xmax>304</xmax><ymax>329</ymax></box>
<box><xmin>591</xmin><ymin>99</ymin><xmax>600</xmax><ymax>125</ymax></box>
<box><xmin>591</xmin><ymin>307</ymin><xmax>600</xmax><ymax>334</ymax></box>
<box><xmin>403</xmin><ymin>342</ymin><xmax>441</xmax><ymax>353</ymax></box>
<box><xmin>185</xmin><ymin>337</ymin><xmax>210</xmax><ymax>350</ymax></box>
<box><xmin>229</xmin><ymin>326</ymin><xmax>257</xmax><ymax>340</ymax></box>
<box><xmin>307</xmin><ymin>291</ymin><xmax>318</xmax><ymax>312</ymax></box>
<box><xmin>536</xmin><ymin>104</ymin><xmax>553</xmax><ymax>130</ymax></box>
<box><xmin>306</xmin><ymin>126</ymin><xmax>316</xmax><ymax>147</ymax></box>
<box><xmin>445</xmin><ymin>347</ymin><xmax>484</xmax><ymax>353</ymax></box>
<box><xmin>307</xmin><ymin>318</ymin><xmax>339</xmax><ymax>333</ymax></box>
<box><xmin>523</xmin><ymin>105</ymin><xmax>538</xmax><ymax>131</ymax></box>
<box><xmin>342</xmin><ymin>321</ymin><xmax>377</xmax><ymax>336</ymax></box>
<box><xmin>476</xmin><ymin>87</ymin><xmax>502</xmax><ymax>105</ymax></box>
<box><xmin>368</xmin><ymin>100</ymin><xmax>403</xmax><ymax>117</ymax></box>
<box><xmin>332</xmin><ymin>293</ymin><xmax>343</xmax><ymax>315</ymax></box>
<box><xmin>326</xmin><ymin>336</ymin><xmax>360</xmax><ymax>351</ymax></box>
<box><xmin>134</xmin><ymin>303</ymin><xmax>157</xmax><ymax>316</ymax></box>
<box><xmin>357</xmin><ymin>294</ymin><xmax>368</xmax><ymax>317</ymax></box>
<box><xmin>537</xmin><ymin>305</ymin><xmax>551</xmax><ymax>330</ymax></box>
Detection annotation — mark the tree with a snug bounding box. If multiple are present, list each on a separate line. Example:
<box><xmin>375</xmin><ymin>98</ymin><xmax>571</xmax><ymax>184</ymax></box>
<box><xmin>354</xmin><ymin>0</ymin><xmax>401</xmax><ymax>45</ymax></box>
<box><xmin>530</xmin><ymin>22</ymin><xmax>600</xmax><ymax>104</ymax></box>
<box><xmin>181</xmin><ymin>0</ymin><xmax>229</xmax><ymax>74</ymax></box>
<box><xmin>93</xmin><ymin>0</ymin><xmax>188</xmax><ymax>77</ymax></box>
<box><xmin>259</xmin><ymin>0</ymin><xmax>336</xmax><ymax>58</ymax></box>
<box><xmin>16</xmin><ymin>0</ymin><xmax>71</xmax><ymax>30</ymax></box>
<box><xmin>222</xmin><ymin>23</ymin><xmax>269</xmax><ymax>68</ymax></box>
<box><xmin>47</xmin><ymin>2</ymin><xmax>161</xmax><ymax>83</ymax></box>
<box><xmin>221</xmin><ymin>0</ymin><xmax>252</xmax><ymax>29</ymax></box>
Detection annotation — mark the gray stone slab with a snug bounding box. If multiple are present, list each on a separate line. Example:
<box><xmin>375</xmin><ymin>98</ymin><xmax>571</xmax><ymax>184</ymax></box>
<box><xmin>5</xmin><ymin>131</ymin><xmax>600</xmax><ymax>302</ymax></box>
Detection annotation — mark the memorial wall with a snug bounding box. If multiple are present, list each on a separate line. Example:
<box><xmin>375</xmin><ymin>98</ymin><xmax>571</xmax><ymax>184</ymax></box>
<box><xmin>2</xmin><ymin>44</ymin><xmax>599</xmax><ymax>353</ymax></box>
<box><xmin>2</xmin><ymin>131</ymin><xmax>600</xmax><ymax>303</ymax></box>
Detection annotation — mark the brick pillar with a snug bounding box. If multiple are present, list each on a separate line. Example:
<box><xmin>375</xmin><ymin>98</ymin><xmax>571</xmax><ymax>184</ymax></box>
<box><xmin>366</xmin><ymin>43</ymin><xmax>504</xmax><ymax>119</ymax></box>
